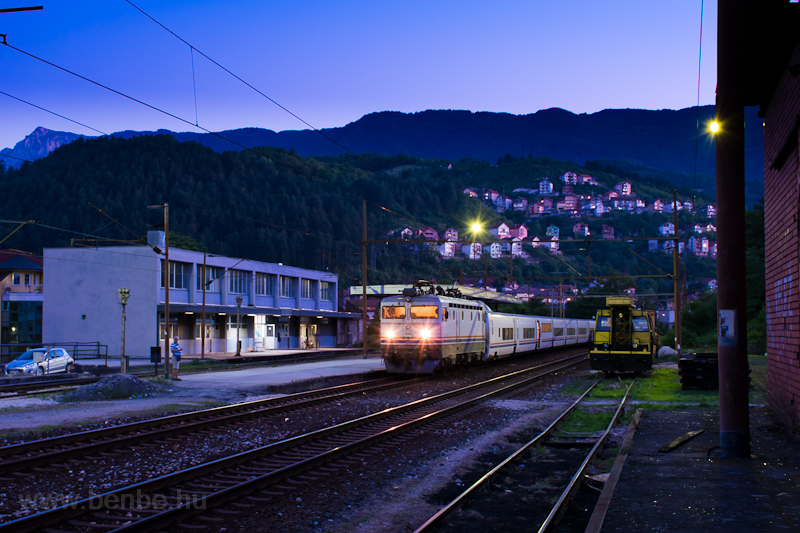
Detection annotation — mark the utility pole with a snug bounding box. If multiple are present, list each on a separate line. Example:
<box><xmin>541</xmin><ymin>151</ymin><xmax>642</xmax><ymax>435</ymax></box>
<box><xmin>672</xmin><ymin>190</ymin><xmax>681</xmax><ymax>354</ymax></box>
<box><xmin>201</xmin><ymin>252</ymin><xmax>207</xmax><ymax>360</ymax></box>
<box><xmin>362</xmin><ymin>201</ymin><xmax>368</xmax><ymax>359</ymax></box>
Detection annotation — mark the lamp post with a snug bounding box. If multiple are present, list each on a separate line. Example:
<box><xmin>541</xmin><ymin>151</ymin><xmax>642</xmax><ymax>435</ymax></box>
<box><xmin>235</xmin><ymin>296</ymin><xmax>243</xmax><ymax>356</ymax></box>
<box><xmin>117</xmin><ymin>288</ymin><xmax>130</xmax><ymax>373</ymax></box>
<box><xmin>470</xmin><ymin>222</ymin><xmax>482</xmax><ymax>287</ymax></box>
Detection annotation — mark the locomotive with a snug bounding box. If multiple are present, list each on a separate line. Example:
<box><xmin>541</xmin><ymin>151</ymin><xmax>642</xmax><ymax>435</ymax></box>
<box><xmin>379</xmin><ymin>282</ymin><xmax>594</xmax><ymax>374</ymax></box>
<box><xmin>589</xmin><ymin>296</ymin><xmax>657</xmax><ymax>373</ymax></box>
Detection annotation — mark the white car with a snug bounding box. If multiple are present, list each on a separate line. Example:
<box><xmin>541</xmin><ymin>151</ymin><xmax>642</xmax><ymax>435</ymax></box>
<box><xmin>3</xmin><ymin>348</ymin><xmax>75</xmax><ymax>376</ymax></box>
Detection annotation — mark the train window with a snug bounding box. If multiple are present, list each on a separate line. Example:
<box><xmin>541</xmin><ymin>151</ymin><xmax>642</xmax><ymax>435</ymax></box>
<box><xmin>633</xmin><ymin>317</ymin><xmax>650</xmax><ymax>331</ymax></box>
<box><xmin>578</xmin><ymin>328</ymin><xmax>587</xmax><ymax>335</ymax></box>
<box><xmin>553</xmin><ymin>328</ymin><xmax>564</xmax><ymax>337</ymax></box>
<box><xmin>567</xmin><ymin>328</ymin><xmax>576</xmax><ymax>336</ymax></box>
<box><xmin>382</xmin><ymin>306</ymin><xmax>406</xmax><ymax>319</ymax></box>
<box><xmin>444</xmin><ymin>309</ymin><xmax>449</xmax><ymax>320</ymax></box>
<box><xmin>541</xmin><ymin>323</ymin><xmax>552</xmax><ymax>333</ymax></box>
<box><xmin>523</xmin><ymin>327</ymin><xmax>536</xmax><ymax>339</ymax></box>
<box><xmin>411</xmin><ymin>306</ymin><xmax>439</xmax><ymax>319</ymax></box>
<box><xmin>596</xmin><ymin>316</ymin><xmax>611</xmax><ymax>331</ymax></box>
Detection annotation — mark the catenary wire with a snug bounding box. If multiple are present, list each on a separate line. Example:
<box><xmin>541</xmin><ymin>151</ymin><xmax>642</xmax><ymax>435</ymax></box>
<box><xmin>124</xmin><ymin>0</ymin><xmax>358</xmax><ymax>158</ymax></box>
<box><xmin>0</xmin><ymin>89</ymin><xmax>108</xmax><ymax>136</ymax></box>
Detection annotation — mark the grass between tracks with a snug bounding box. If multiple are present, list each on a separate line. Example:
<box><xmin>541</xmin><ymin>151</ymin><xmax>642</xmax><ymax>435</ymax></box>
<box><xmin>557</xmin><ymin>355</ymin><xmax>769</xmax><ymax>434</ymax></box>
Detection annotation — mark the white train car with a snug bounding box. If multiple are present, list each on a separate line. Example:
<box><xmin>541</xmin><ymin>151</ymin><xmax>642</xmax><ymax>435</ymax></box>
<box><xmin>380</xmin><ymin>284</ymin><xmax>594</xmax><ymax>374</ymax></box>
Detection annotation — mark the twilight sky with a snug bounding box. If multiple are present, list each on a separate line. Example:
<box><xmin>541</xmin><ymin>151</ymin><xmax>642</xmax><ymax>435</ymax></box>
<box><xmin>1</xmin><ymin>0</ymin><xmax>717</xmax><ymax>150</ymax></box>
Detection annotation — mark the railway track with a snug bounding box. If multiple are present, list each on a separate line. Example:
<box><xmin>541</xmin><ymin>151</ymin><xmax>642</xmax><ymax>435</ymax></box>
<box><xmin>415</xmin><ymin>378</ymin><xmax>634</xmax><ymax>533</ymax></box>
<box><xmin>0</xmin><ymin>353</ymin><xmax>586</xmax><ymax>532</ymax></box>
<box><xmin>0</xmin><ymin>376</ymin><xmax>407</xmax><ymax>475</ymax></box>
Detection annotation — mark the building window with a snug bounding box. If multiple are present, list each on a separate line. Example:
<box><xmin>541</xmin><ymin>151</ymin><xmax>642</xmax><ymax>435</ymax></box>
<box><xmin>301</xmin><ymin>279</ymin><xmax>312</xmax><ymax>299</ymax></box>
<box><xmin>255</xmin><ymin>273</ymin><xmax>274</xmax><ymax>296</ymax></box>
<box><xmin>197</xmin><ymin>266</ymin><xmax>222</xmax><ymax>292</ymax></box>
<box><xmin>321</xmin><ymin>281</ymin><xmax>333</xmax><ymax>301</ymax></box>
<box><xmin>229</xmin><ymin>270</ymin><xmax>248</xmax><ymax>294</ymax></box>
<box><xmin>280</xmin><ymin>276</ymin><xmax>294</xmax><ymax>298</ymax></box>
<box><xmin>12</xmin><ymin>273</ymin><xmax>20</xmax><ymax>286</ymax></box>
<box><xmin>161</xmin><ymin>261</ymin><xmax>189</xmax><ymax>289</ymax></box>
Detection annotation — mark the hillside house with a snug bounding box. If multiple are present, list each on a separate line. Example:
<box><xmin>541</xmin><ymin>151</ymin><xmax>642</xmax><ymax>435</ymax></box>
<box><xmin>509</xmin><ymin>224</ymin><xmax>528</xmax><ymax>239</ymax></box>
<box><xmin>562</xmin><ymin>185</ymin><xmax>574</xmax><ymax>195</ymax></box>
<box><xmin>611</xmin><ymin>196</ymin><xmax>637</xmax><ymax>211</ymax></box>
<box><xmin>438</xmin><ymin>241</ymin><xmax>456</xmax><ymax>258</ymax></box>
<box><xmin>602</xmin><ymin>190</ymin><xmax>619</xmax><ymax>201</ymax></box>
<box><xmin>501</xmin><ymin>237</ymin><xmax>525</xmax><ymax>257</ymax></box>
<box><xmin>690</xmin><ymin>223</ymin><xmax>717</xmax><ymax>233</ymax></box>
<box><xmin>560</xmin><ymin>172</ymin><xmax>578</xmax><ymax>185</ymax></box>
<box><xmin>530</xmin><ymin>203</ymin><xmax>547</xmax><ymax>216</ymax></box>
<box><xmin>495</xmin><ymin>195</ymin><xmax>513</xmax><ymax>212</ymax></box>
<box><xmin>512</xmin><ymin>187</ymin><xmax>538</xmax><ymax>195</ymax></box>
<box><xmin>699</xmin><ymin>204</ymin><xmax>716</xmax><ymax>218</ymax></box>
<box><xmin>701</xmin><ymin>278</ymin><xmax>718</xmax><ymax>291</ymax></box>
<box><xmin>463</xmin><ymin>187</ymin><xmax>479</xmax><ymax>198</ymax></box>
<box><xmin>539</xmin><ymin>179</ymin><xmax>554</xmax><ymax>195</ymax></box>
<box><xmin>602</xmin><ymin>225</ymin><xmax>615</xmax><ymax>239</ymax></box>
<box><xmin>489</xmin><ymin>223</ymin><xmax>511</xmax><ymax>239</ymax></box>
<box><xmin>483</xmin><ymin>189</ymin><xmax>500</xmax><ymax>203</ymax></box>
<box><xmin>573</xmin><ymin>222</ymin><xmax>590</xmax><ymax>237</ymax></box>
<box><xmin>539</xmin><ymin>235</ymin><xmax>560</xmax><ymax>253</ymax></box>
<box><xmin>663</xmin><ymin>240</ymin><xmax>685</xmax><ymax>254</ymax></box>
<box><xmin>546</xmin><ymin>225</ymin><xmax>560</xmax><ymax>237</ymax></box>
<box><xmin>663</xmin><ymin>202</ymin><xmax>683</xmax><ymax>214</ymax></box>
<box><xmin>658</xmin><ymin>222</ymin><xmax>675</xmax><ymax>236</ymax></box>
<box><xmin>688</xmin><ymin>235</ymin><xmax>709</xmax><ymax>256</ymax></box>
<box><xmin>648</xmin><ymin>240</ymin><xmax>659</xmax><ymax>252</ymax></box>
<box><xmin>443</xmin><ymin>228</ymin><xmax>459</xmax><ymax>241</ymax></box>
<box><xmin>683</xmin><ymin>200</ymin><xmax>695</xmax><ymax>211</ymax></box>
<box><xmin>416</xmin><ymin>227</ymin><xmax>439</xmax><ymax>241</ymax></box>
<box><xmin>561</xmin><ymin>194</ymin><xmax>579</xmax><ymax>213</ymax></box>
<box><xmin>578</xmin><ymin>174</ymin><xmax>599</xmax><ymax>185</ymax></box>
<box><xmin>513</xmin><ymin>197</ymin><xmax>529</xmax><ymax>211</ymax></box>
<box><xmin>647</xmin><ymin>199</ymin><xmax>665</xmax><ymax>212</ymax></box>
<box><xmin>461</xmin><ymin>243</ymin><xmax>482</xmax><ymax>259</ymax></box>
<box><xmin>709</xmin><ymin>241</ymin><xmax>717</xmax><ymax>258</ymax></box>
<box><xmin>614</xmin><ymin>181</ymin><xmax>632</xmax><ymax>196</ymax></box>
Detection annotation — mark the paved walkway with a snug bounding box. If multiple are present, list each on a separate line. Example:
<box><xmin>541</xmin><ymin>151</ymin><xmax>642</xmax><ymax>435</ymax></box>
<box><xmin>600</xmin><ymin>408</ymin><xmax>800</xmax><ymax>532</ymax></box>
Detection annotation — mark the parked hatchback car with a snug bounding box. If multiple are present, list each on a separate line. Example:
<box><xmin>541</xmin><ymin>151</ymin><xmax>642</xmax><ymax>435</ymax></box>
<box><xmin>3</xmin><ymin>348</ymin><xmax>75</xmax><ymax>376</ymax></box>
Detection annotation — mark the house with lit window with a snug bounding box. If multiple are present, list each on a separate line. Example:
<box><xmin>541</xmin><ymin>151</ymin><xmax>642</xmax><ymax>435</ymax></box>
<box><xmin>539</xmin><ymin>179</ymin><xmax>554</xmax><ymax>195</ymax></box>
<box><xmin>42</xmin><ymin>232</ymin><xmax>358</xmax><ymax>359</ymax></box>
<box><xmin>1</xmin><ymin>250</ymin><xmax>43</xmax><ymax>355</ymax></box>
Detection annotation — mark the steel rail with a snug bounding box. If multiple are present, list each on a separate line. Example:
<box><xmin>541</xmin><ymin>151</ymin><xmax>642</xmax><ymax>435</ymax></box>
<box><xmin>413</xmin><ymin>378</ymin><xmax>601</xmax><ymax>532</ymax></box>
<box><xmin>537</xmin><ymin>380</ymin><xmax>634</xmax><ymax>532</ymax></box>
<box><xmin>0</xmin><ymin>354</ymin><xmax>586</xmax><ymax>532</ymax></box>
<box><xmin>0</xmin><ymin>377</ymin><xmax>403</xmax><ymax>474</ymax></box>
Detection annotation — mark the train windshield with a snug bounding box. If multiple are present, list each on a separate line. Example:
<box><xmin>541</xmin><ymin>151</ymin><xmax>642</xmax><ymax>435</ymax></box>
<box><xmin>410</xmin><ymin>306</ymin><xmax>439</xmax><ymax>319</ymax></box>
<box><xmin>596</xmin><ymin>316</ymin><xmax>611</xmax><ymax>331</ymax></box>
<box><xmin>382</xmin><ymin>306</ymin><xmax>407</xmax><ymax>319</ymax></box>
<box><xmin>633</xmin><ymin>317</ymin><xmax>650</xmax><ymax>331</ymax></box>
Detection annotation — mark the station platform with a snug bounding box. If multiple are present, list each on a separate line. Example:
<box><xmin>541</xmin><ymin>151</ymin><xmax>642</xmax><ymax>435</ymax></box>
<box><xmin>75</xmin><ymin>347</ymin><xmax>366</xmax><ymax>368</ymax></box>
<box><xmin>598</xmin><ymin>408</ymin><xmax>800</xmax><ymax>532</ymax></box>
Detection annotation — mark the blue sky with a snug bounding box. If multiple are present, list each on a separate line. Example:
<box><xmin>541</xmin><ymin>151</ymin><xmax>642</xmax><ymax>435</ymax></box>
<box><xmin>1</xmin><ymin>1</ymin><xmax>717</xmax><ymax>150</ymax></box>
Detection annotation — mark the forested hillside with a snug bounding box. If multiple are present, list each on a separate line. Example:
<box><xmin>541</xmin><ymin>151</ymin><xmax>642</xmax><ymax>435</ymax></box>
<box><xmin>1</xmin><ymin>134</ymin><xmax>723</xmax><ymax>294</ymax></box>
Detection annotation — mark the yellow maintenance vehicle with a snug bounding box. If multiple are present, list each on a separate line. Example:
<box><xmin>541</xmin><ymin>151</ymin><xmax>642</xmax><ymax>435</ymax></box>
<box><xmin>589</xmin><ymin>296</ymin><xmax>657</xmax><ymax>373</ymax></box>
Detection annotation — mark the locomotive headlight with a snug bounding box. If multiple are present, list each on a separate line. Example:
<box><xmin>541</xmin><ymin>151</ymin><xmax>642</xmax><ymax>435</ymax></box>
<box><xmin>632</xmin><ymin>343</ymin><xmax>639</xmax><ymax>349</ymax></box>
<box><xmin>420</xmin><ymin>328</ymin><xmax>431</xmax><ymax>340</ymax></box>
<box><xmin>385</xmin><ymin>329</ymin><xmax>395</xmax><ymax>340</ymax></box>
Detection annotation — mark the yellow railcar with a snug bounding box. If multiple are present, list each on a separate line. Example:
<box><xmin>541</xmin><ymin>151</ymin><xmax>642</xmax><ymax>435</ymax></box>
<box><xmin>589</xmin><ymin>296</ymin><xmax>657</xmax><ymax>373</ymax></box>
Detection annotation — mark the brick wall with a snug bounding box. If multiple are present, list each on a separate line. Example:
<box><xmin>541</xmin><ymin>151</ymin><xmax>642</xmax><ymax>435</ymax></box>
<box><xmin>764</xmin><ymin>41</ymin><xmax>800</xmax><ymax>423</ymax></box>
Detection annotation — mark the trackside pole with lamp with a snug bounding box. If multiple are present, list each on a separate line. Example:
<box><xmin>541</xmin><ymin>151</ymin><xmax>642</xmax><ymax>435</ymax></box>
<box><xmin>117</xmin><ymin>288</ymin><xmax>130</xmax><ymax>373</ymax></box>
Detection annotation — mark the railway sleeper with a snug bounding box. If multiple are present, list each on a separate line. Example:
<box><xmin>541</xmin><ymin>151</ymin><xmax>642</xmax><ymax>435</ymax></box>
<box><xmin>176</xmin><ymin>522</ymin><xmax>208</xmax><ymax>530</ymax></box>
<box><xmin>70</xmin><ymin>519</ymin><xmax>122</xmax><ymax>529</ymax></box>
<box><xmin>197</xmin><ymin>515</ymin><xmax>226</xmax><ymax>522</ymax></box>
<box><xmin>92</xmin><ymin>512</ymin><xmax>137</xmax><ymax>521</ymax></box>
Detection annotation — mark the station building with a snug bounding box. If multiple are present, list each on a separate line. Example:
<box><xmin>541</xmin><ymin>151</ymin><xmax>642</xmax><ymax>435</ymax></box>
<box><xmin>42</xmin><ymin>233</ymin><xmax>359</xmax><ymax>358</ymax></box>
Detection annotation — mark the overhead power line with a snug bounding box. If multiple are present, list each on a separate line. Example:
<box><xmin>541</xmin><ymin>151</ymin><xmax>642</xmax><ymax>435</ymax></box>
<box><xmin>0</xmin><ymin>89</ymin><xmax>108</xmax><ymax>135</ymax></box>
<box><xmin>124</xmin><ymin>0</ymin><xmax>357</xmax><ymax>157</ymax></box>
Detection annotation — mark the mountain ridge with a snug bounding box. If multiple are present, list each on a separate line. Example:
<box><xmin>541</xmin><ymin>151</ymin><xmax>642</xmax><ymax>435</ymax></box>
<box><xmin>1</xmin><ymin>106</ymin><xmax>764</xmax><ymax>193</ymax></box>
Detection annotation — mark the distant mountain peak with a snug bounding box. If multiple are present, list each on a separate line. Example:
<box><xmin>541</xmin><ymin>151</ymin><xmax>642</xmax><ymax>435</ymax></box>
<box><xmin>1</xmin><ymin>127</ymin><xmax>87</xmax><ymax>167</ymax></box>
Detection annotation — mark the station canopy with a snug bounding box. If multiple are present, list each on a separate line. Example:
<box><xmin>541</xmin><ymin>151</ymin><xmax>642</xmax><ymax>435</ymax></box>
<box><xmin>349</xmin><ymin>284</ymin><xmax>523</xmax><ymax>305</ymax></box>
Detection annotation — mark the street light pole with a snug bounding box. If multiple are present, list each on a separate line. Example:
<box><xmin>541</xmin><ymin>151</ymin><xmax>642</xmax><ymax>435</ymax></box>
<box><xmin>118</xmin><ymin>288</ymin><xmax>130</xmax><ymax>373</ymax></box>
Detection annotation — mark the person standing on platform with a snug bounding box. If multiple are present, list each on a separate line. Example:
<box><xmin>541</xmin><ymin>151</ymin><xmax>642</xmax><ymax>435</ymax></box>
<box><xmin>170</xmin><ymin>336</ymin><xmax>182</xmax><ymax>381</ymax></box>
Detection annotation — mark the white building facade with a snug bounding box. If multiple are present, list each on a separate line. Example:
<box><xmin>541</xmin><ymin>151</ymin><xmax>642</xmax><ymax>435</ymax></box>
<box><xmin>43</xmin><ymin>236</ymin><xmax>357</xmax><ymax>358</ymax></box>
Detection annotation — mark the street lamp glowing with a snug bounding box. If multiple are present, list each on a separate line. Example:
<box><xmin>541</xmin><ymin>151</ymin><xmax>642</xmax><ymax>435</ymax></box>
<box><xmin>710</xmin><ymin>121</ymin><xmax>720</xmax><ymax>134</ymax></box>
<box><xmin>470</xmin><ymin>222</ymin><xmax>482</xmax><ymax>234</ymax></box>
